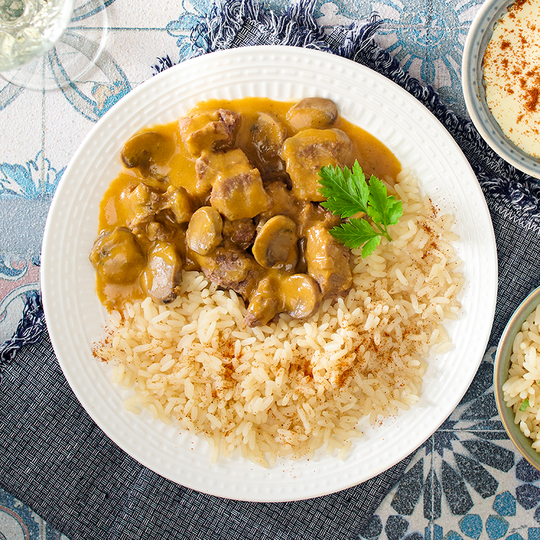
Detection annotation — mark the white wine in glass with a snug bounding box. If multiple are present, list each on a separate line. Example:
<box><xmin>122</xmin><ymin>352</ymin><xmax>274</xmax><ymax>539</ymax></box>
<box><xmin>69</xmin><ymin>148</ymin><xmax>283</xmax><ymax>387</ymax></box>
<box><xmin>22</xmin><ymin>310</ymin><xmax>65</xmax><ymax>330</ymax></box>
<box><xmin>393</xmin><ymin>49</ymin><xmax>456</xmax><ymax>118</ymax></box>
<box><xmin>0</xmin><ymin>0</ymin><xmax>108</xmax><ymax>89</ymax></box>
<box><xmin>0</xmin><ymin>0</ymin><xmax>73</xmax><ymax>71</ymax></box>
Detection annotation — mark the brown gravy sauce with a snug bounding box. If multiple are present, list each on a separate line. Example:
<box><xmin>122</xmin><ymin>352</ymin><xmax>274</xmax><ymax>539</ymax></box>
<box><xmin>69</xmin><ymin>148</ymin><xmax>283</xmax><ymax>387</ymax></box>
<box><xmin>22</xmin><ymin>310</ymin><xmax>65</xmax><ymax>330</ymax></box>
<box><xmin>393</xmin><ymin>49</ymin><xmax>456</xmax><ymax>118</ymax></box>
<box><xmin>96</xmin><ymin>97</ymin><xmax>401</xmax><ymax>309</ymax></box>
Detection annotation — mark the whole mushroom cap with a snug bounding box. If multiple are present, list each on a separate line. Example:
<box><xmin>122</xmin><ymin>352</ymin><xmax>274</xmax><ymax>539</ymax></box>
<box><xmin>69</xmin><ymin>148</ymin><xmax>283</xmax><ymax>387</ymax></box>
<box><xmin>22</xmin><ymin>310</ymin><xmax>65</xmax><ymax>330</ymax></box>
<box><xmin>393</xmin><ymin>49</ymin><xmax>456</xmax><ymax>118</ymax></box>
<box><xmin>252</xmin><ymin>215</ymin><xmax>298</xmax><ymax>272</ymax></box>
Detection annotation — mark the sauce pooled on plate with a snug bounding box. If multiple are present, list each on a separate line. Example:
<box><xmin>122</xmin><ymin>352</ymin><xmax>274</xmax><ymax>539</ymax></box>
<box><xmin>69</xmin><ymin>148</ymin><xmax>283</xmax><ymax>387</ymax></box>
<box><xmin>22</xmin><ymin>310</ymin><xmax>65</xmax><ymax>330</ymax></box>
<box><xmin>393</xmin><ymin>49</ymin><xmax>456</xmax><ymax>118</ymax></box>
<box><xmin>90</xmin><ymin>97</ymin><xmax>401</xmax><ymax>327</ymax></box>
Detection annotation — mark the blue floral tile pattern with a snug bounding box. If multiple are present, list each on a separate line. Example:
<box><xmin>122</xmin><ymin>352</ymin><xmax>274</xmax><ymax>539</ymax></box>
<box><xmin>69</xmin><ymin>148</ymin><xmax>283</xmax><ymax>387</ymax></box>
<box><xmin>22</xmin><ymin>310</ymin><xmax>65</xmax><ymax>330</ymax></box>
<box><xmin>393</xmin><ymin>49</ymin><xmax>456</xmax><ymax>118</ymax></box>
<box><xmin>164</xmin><ymin>0</ymin><xmax>479</xmax><ymax>116</ymax></box>
<box><xmin>361</xmin><ymin>348</ymin><xmax>540</xmax><ymax>540</ymax></box>
<box><xmin>0</xmin><ymin>151</ymin><xmax>64</xmax><ymax>199</ymax></box>
<box><xmin>1</xmin><ymin>0</ymin><xmax>534</xmax><ymax>538</ymax></box>
<box><xmin>0</xmin><ymin>152</ymin><xmax>63</xmax><ymax>343</ymax></box>
<box><xmin>316</xmin><ymin>0</ymin><xmax>480</xmax><ymax>116</ymax></box>
<box><xmin>0</xmin><ymin>489</ymin><xmax>69</xmax><ymax>540</ymax></box>
<box><xmin>373</xmin><ymin>0</ymin><xmax>478</xmax><ymax>115</ymax></box>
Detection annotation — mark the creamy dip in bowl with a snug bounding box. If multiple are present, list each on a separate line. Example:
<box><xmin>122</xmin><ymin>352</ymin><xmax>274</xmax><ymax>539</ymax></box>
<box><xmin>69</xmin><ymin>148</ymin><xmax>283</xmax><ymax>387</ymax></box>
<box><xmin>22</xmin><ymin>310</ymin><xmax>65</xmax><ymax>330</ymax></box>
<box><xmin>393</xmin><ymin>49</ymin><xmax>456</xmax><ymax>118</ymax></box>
<box><xmin>484</xmin><ymin>0</ymin><xmax>540</xmax><ymax>158</ymax></box>
<box><xmin>463</xmin><ymin>0</ymin><xmax>540</xmax><ymax>177</ymax></box>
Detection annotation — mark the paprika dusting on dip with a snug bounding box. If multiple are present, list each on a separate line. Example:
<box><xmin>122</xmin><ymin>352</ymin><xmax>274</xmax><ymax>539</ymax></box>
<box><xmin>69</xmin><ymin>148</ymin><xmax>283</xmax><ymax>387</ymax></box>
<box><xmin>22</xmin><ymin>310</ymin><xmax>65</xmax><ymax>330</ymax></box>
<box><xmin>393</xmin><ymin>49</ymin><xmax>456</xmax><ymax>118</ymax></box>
<box><xmin>483</xmin><ymin>0</ymin><xmax>540</xmax><ymax>157</ymax></box>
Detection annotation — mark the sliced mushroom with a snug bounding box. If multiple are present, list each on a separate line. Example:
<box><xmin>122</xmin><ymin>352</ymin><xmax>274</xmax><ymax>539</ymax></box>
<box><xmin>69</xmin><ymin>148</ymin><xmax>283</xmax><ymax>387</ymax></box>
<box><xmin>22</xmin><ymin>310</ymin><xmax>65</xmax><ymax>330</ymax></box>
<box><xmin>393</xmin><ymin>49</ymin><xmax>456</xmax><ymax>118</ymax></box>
<box><xmin>243</xmin><ymin>275</ymin><xmax>280</xmax><ymax>328</ymax></box>
<box><xmin>252</xmin><ymin>215</ymin><xmax>298</xmax><ymax>272</ymax></box>
<box><xmin>174</xmin><ymin>223</ymin><xmax>200</xmax><ymax>272</ymax></box>
<box><xmin>121</xmin><ymin>132</ymin><xmax>175</xmax><ymax>177</ymax></box>
<box><xmin>252</xmin><ymin>112</ymin><xmax>287</xmax><ymax>156</ymax></box>
<box><xmin>141</xmin><ymin>241</ymin><xmax>182</xmax><ymax>304</ymax></box>
<box><xmin>243</xmin><ymin>271</ymin><xmax>321</xmax><ymax>327</ymax></box>
<box><xmin>296</xmin><ymin>237</ymin><xmax>308</xmax><ymax>274</ymax></box>
<box><xmin>286</xmin><ymin>98</ymin><xmax>338</xmax><ymax>131</ymax></box>
<box><xmin>250</xmin><ymin>112</ymin><xmax>288</xmax><ymax>177</ymax></box>
<box><xmin>186</xmin><ymin>206</ymin><xmax>223</xmax><ymax>255</ymax></box>
<box><xmin>163</xmin><ymin>185</ymin><xmax>193</xmax><ymax>224</ymax></box>
<box><xmin>89</xmin><ymin>227</ymin><xmax>146</xmax><ymax>284</ymax></box>
<box><xmin>281</xmin><ymin>274</ymin><xmax>321</xmax><ymax>319</ymax></box>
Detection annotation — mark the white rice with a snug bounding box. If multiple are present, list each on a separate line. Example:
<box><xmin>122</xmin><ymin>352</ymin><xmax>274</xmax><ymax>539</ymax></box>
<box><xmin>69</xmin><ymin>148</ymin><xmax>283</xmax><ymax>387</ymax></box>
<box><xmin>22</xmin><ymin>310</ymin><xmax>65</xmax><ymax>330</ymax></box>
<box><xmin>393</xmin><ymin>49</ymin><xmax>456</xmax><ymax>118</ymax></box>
<box><xmin>502</xmin><ymin>304</ymin><xmax>540</xmax><ymax>451</ymax></box>
<box><xmin>94</xmin><ymin>169</ymin><xmax>464</xmax><ymax>467</ymax></box>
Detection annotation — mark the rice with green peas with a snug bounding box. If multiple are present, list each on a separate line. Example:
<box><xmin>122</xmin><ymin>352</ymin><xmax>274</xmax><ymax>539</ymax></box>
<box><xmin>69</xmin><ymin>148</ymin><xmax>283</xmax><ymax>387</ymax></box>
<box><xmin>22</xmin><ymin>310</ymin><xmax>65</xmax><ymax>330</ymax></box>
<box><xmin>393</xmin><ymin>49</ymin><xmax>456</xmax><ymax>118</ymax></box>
<box><xmin>503</xmin><ymin>306</ymin><xmax>540</xmax><ymax>451</ymax></box>
<box><xmin>94</xmin><ymin>168</ymin><xmax>464</xmax><ymax>467</ymax></box>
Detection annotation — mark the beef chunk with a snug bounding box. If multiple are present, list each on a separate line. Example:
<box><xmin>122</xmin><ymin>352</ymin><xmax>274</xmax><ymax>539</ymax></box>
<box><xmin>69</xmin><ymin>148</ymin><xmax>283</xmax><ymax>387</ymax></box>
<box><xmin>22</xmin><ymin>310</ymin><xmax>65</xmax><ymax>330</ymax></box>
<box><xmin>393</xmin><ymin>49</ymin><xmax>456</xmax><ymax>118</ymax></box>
<box><xmin>179</xmin><ymin>109</ymin><xmax>239</xmax><ymax>157</ymax></box>
<box><xmin>280</xmin><ymin>128</ymin><xmax>353</xmax><ymax>202</ymax></box>
<box><xmin>194</xmin><ymin>241</ymin><xmax>265</xmax><ymax>299</ymax></box>
<box><xmin>257</xmin><ymin>180</ymin><xmax>300</xmax><ymax>226</ymax></box>
<box><xmin>305</xmin><ymin>222</ymin><xmax>352</xmax><ymax>298</ymax></box>
<box><xmin>222</xmin><ymin>218</ymin><xmax>256</xmax><ymax>250</ymax></box>
<box><xmin>209</xmin><ymin>153</ymin><xmax>271</xmax><ymax>220</ymax></box>
<box><xmin>195</xmin><ymin>148</ymin><xmax>252</xmax><ymax>196</ymax></box>
<box><xmin>296</xmin><ymin>200</ymin><xmax>341</xmax><ymax>237</ymax></box>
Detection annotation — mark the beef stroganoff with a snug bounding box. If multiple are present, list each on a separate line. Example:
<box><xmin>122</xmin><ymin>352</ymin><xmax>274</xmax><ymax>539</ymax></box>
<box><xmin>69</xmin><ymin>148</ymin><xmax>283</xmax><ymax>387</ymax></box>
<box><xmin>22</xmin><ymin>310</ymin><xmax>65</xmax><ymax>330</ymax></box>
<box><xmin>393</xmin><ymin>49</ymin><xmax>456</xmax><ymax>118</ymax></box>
<box><xmin>91</xmin><ymin>97</ymin><xmax>464</xmax><ymax>466</ymax></box>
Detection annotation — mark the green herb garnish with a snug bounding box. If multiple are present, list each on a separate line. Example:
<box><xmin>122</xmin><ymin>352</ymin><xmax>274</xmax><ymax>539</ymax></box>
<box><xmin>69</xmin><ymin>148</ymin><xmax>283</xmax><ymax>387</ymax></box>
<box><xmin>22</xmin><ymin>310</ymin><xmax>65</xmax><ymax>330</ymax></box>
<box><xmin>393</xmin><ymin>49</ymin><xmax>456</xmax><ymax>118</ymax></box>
<box><xmin>318</xmin><ymin>161</ymin><xmax>403</xmax><ymax>258</ymax></box>
<box><xmin>520</xmin><ymin>398</ymin><xmax>530</xmax><ymax>412</ymax></box>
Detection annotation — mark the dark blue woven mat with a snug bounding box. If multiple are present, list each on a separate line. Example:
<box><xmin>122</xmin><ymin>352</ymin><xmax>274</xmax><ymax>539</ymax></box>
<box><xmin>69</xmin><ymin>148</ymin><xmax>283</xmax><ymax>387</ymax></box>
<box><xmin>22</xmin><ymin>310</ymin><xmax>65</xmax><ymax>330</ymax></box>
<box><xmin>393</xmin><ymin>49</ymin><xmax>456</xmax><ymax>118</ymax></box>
<box><xmin>1</xmin><ymin>1</ymin><xmax>540</xmax><ymax>539</ymax></box>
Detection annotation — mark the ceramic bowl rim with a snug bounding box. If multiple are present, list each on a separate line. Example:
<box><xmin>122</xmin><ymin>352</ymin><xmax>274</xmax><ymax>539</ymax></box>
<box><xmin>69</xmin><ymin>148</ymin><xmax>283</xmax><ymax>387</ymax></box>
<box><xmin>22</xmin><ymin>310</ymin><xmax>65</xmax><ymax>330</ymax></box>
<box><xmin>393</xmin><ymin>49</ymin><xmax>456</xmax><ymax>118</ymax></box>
<box><xmin>462</xmin><ymin>0</ymin><xmax>540</xmax><ymax>178</ymax></box>
<box><xmin>494</xmin><ymin>285</ymin><xmax>540</xmax><ymax>471</ymax></box>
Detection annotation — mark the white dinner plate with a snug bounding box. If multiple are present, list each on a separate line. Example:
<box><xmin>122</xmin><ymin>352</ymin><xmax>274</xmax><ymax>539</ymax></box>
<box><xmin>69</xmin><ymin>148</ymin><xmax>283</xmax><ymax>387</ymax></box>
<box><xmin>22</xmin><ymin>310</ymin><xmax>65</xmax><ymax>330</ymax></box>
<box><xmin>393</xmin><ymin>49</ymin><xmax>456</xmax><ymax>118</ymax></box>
<box><xmin>41</xmin><ymin>46</ymin><xmax>497</xmax><ymax>502</ymax></box>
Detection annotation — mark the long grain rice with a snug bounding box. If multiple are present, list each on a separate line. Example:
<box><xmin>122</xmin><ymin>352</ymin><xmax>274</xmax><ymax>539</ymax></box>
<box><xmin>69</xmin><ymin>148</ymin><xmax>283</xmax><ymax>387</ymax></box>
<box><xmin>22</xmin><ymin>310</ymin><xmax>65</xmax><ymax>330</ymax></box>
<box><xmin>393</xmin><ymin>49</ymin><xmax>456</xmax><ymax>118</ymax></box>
<box><xmin>93</xmin><ymin>169</ymin><xmax>464</xmax><ymax>467</ymax></box>
<box><xmin>503</xmin><ymin>306</ymin><xmax>540</xmax><ymax>451</ymax></box>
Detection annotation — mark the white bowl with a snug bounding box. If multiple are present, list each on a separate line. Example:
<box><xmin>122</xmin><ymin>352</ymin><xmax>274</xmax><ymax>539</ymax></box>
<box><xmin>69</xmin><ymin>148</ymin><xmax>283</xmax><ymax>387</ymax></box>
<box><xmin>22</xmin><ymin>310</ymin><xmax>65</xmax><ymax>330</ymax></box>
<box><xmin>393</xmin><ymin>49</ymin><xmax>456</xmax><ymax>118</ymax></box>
<box><xmin>462</xmin><ymin>0</ymin><xmax>540</xmax><ymax>178</ymax></box>
<box><xmin>494</xmin><ymin>286</ymin><xmax>540</xmax><ymax>471</ymax></box>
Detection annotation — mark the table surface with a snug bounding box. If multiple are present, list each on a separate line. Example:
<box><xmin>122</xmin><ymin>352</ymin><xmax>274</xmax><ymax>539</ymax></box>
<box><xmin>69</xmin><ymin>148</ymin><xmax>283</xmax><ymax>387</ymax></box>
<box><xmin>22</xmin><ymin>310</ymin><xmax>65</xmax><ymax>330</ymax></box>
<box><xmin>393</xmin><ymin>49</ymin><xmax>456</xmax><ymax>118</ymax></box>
<box><xmin>2</xmin><ymin>0</ymin><xmax>540</xmax><ymax>539</ymax></box>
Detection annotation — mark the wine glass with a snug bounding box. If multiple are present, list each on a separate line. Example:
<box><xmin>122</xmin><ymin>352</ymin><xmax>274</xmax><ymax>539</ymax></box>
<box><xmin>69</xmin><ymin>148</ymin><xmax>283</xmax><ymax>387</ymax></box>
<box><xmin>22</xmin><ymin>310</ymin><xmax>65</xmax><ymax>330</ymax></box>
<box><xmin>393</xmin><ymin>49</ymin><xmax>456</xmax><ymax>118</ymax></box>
<box><xmin>0</xmin><ymin>0</ymin><xmax>108</xmax><ymax>90</ymax></box>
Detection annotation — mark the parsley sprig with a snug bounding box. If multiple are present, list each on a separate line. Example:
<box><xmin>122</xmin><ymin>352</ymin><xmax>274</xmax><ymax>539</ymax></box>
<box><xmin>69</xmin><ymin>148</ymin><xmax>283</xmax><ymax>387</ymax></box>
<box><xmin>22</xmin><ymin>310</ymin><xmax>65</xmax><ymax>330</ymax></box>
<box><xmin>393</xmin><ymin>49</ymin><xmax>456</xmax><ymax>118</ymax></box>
<box><xmin>318</xmin><ymin>161</ymin><xmax>403</xmax><ymax>258</ymax></box>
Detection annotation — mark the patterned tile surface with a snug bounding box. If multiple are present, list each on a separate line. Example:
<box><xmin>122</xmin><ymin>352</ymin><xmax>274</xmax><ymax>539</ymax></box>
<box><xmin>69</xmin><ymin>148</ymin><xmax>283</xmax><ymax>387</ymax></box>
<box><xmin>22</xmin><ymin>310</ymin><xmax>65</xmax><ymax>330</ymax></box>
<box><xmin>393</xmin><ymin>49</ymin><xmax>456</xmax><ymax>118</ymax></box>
<box><xmin>0</xmin><ymin>490</ymin><xmax>69</xmax><ymax>540</ymax></box>
<box><xmin>4</xmin><ymin>0</ymin><xmax>534</xmax><ymax>538</ymax></box>
<box><xmin>363</xmin><ymin>348</ymin><xmax>540</xmax><ymax>540</ymax></box>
